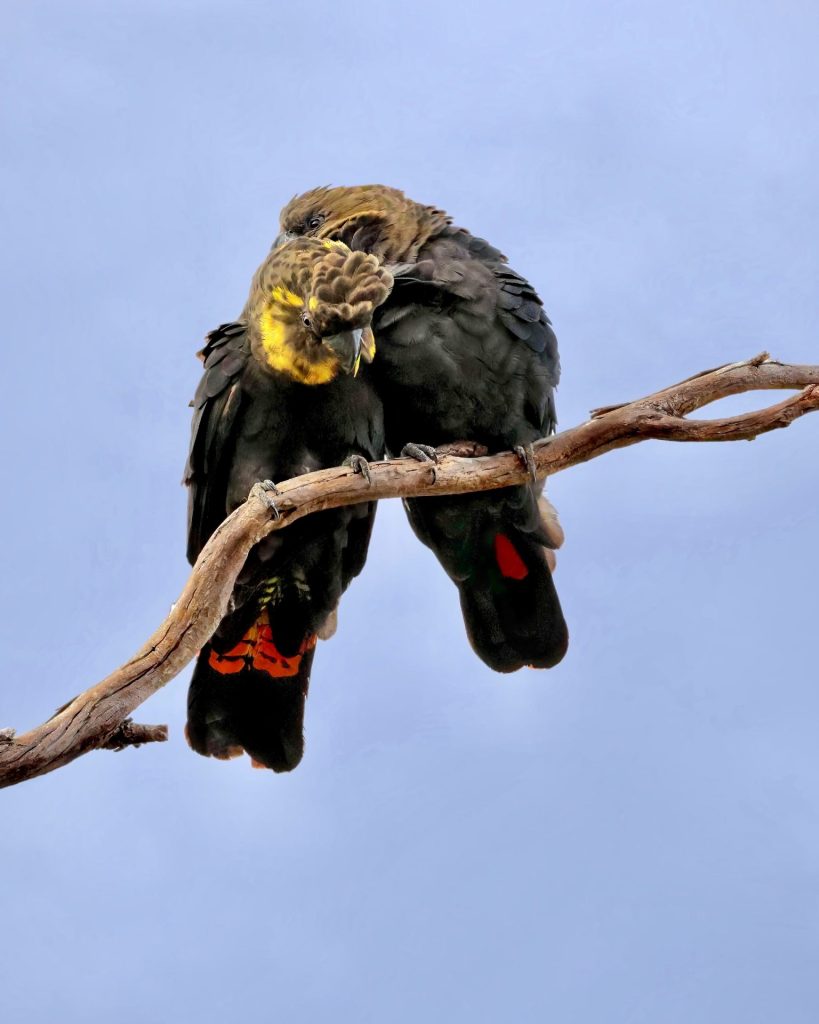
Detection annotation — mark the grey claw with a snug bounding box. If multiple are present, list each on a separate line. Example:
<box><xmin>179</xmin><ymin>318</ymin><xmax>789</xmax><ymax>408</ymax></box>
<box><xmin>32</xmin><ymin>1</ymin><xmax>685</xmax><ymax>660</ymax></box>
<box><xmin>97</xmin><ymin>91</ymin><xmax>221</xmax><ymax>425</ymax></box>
<box><xmin>250</xmin><ymin>480</ymin><xmax>282</xmax><ymax>519</ymax></box>
<box><xmin>401</xmin><ymin>443</ymin><xmax>438</xmax><ymax>483</ymax></box>
<box><xmin>344</xmin><ymin>454</ymin><xmax>372</xmax><ymax>486</ymax></box>
<box><xmin>401</xmin><ymin>443</ymin><xmax>439</xmax><ymax>464</ymax></box>
<box><xmin>514</xmin><ymin>444</ymin><xmax>538</xmax><ymax>483</ymax></box>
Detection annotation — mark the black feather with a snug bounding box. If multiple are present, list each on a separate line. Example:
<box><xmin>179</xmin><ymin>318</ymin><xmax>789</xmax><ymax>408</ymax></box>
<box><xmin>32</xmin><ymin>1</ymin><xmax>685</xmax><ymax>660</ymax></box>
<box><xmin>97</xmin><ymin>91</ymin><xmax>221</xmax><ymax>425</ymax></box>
<box><xmin>362</xmin><ymin>218</ymin><xmax>566</xmax><ymax>671</ymax></box>
<box><xmin>183</xmin><ymin>311</ymin><xmax>385</xmax><ymax>769</ymax></box>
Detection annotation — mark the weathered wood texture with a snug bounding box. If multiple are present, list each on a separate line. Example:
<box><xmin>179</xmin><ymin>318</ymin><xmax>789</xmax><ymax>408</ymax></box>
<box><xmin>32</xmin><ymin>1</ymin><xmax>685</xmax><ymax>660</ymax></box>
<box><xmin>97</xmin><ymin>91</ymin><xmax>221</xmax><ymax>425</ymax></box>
<box><xmin>1</xmin><ymin>355</ymin><xmax>817</xmax><ymax>788</ymax></box>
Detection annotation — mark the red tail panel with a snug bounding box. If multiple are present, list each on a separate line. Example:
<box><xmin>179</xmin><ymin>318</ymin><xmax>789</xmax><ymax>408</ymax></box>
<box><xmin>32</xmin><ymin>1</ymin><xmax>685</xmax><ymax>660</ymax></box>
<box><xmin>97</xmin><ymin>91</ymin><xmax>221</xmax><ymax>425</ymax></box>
<box><xmin>493</xmin><ymin>533</ymin><xmax>529</xmax><ymax>580</ymax></box>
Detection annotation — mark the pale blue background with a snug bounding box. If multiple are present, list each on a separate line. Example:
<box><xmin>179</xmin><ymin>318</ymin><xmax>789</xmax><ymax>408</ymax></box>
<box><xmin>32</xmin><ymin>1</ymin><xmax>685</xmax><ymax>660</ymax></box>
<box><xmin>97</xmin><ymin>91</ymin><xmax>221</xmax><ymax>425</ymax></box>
<box><xmin>1</xmin><ymin>2</ymin><xmax>818</xmax><ymax>1021</ymax></box>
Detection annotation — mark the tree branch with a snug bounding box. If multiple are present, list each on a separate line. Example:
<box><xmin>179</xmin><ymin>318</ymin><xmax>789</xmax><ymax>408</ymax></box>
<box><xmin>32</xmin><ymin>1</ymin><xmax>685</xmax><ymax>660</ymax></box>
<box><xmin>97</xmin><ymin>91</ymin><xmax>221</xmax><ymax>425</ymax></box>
<box><xmin>2</xmin><ymin>354</ymin><xmax>817</xmax><ymax>788</ymax></box>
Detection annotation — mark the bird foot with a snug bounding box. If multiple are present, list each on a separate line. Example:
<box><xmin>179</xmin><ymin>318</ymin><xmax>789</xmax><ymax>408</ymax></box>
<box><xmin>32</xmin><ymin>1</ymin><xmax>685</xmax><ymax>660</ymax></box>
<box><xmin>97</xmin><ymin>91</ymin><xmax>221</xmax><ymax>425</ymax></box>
<box><xmin>250</xmin><ymin>479</ymin><xmax>282</xmax><ymax>520</ymax></box>
<box><xmin>343</xmin><ymin>453</ymin><xmax>372</xmax><ymax>486</ymax></box>
<box><xmin>514</xmin><ymin>444</ymin><xmax>538</xmax><ymax>483</ymax></box>
<box><xmin>401</xmin><ymin>443</ymin><xmax>439</xmax><ymax>482</ymax></box>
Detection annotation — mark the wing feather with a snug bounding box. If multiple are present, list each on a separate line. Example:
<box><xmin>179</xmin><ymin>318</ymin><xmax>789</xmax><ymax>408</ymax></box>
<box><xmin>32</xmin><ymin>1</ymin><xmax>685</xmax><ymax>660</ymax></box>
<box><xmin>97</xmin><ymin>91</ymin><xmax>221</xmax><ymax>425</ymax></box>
<box><xmin>184</xmin><ymin>322</ymin><xmax>251</xmax><ymax>563</ymax></box>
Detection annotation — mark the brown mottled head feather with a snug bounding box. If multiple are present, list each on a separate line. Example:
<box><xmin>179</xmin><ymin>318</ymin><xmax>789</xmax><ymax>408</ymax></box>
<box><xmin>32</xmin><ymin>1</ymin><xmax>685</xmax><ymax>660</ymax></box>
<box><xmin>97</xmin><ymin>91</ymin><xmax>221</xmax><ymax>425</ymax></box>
<box><xmin>309</xmin><ymin>247</ymin><xmax>392</xmax><ymax>336</ymax></box>
<box><xmin>245</xmin><ymin>238</ymin><xmax>391</xmax><ymax>332</ymax></box>
<box><xmin>280</xmin><ymin>185</ymin><xmax>451</xmax><ymax>262</ymax></box>
<box><xmin>242</xmin><ymin>237</ymin><xmax>392</xmax><ymax>383</ymax></box>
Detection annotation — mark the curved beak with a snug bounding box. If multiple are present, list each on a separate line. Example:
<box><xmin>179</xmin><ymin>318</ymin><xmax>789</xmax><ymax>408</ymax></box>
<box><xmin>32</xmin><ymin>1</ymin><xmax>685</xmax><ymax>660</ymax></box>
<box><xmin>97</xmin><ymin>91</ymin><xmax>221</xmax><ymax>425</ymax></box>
<box><xmin>324</xmin><ymin>328</ymin><xmax>364</xmax><ymax>375</ymax></box>
<box><xmin>272</xmin><ymin>230</ymin><xmax>296</xmax><ymax>250</ymax></box>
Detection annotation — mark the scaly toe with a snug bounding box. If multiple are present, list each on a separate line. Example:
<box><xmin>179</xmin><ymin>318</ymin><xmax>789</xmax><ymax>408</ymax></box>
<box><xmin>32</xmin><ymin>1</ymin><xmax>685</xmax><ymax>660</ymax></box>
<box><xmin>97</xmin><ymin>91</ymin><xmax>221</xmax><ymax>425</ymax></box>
<box><xmin>514</xmin><ymin>444</ymin><xmax>538</xmax><ymax>483</ymax></box>
<box><xmin>250</xmin><ymin>480</ymin><xmax>282</xmax><ymax>519</ymax></box>
<box><xmin>343</xmin><ymin>454</ymin><xmax>372</xmax><ymax>486</ymax></box>
<box><xmin>401</xmin><ymin>443</ymin><xmax>439</xmax><ymax>483</ymax></box>
<box><xmin>401</xmin><ymin>443</ymin><xmax>439</xmax><ymax>464</ymax></box>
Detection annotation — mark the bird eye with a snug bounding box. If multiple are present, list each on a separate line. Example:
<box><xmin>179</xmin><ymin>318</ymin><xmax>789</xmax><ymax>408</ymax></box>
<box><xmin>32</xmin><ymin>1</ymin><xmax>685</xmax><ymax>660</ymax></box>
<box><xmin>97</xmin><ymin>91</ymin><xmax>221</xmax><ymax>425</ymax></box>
<box><xmin>301</xmin><ymin>311</ymin><xmax>312</xmax><ymax>328</ymax></box>
<box><xmin>306</xmin><ymin>214</ymin><xmax>325</xmax><ymax>232</ymax></box>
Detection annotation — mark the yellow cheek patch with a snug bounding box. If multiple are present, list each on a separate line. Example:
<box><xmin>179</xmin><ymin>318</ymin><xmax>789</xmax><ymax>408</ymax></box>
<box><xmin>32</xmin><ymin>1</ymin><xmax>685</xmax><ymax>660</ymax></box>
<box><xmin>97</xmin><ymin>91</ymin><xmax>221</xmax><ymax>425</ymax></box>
<box><xmin>259</xmin><ymin>309</ymin><xmax>339</xmax><ymax>386</ymax></box>
<box><xmin>271</xmin><ymin>286</ymin><xmax>304</xmax><ymax>308</ymax></box>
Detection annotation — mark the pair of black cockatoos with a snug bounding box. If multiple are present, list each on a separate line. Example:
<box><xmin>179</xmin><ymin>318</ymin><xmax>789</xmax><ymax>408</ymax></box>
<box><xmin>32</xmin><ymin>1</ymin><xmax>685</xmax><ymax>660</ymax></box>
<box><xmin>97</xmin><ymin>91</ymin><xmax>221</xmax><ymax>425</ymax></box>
<box><xmin>184</xmin><ymin>187</ymin><xmax>568</xmax><ymax>772</ymax></box>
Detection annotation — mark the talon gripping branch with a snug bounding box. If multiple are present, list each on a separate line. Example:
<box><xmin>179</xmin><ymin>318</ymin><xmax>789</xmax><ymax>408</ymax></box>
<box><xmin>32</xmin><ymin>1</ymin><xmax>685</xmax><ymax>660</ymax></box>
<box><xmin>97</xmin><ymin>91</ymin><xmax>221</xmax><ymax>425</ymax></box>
<box><xmin>184</xmin><ymin>238</ymin><xmax>391</xmax><ymax>770</ymax></box>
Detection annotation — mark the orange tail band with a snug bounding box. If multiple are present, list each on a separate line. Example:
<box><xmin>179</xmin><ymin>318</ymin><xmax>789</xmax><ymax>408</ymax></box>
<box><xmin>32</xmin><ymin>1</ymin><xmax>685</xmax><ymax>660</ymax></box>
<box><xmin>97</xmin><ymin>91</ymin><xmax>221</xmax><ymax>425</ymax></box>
<box><xmin>208</xmin><ymin>616</ymin><xmax>317</xmax><ymax>679</ymax></box>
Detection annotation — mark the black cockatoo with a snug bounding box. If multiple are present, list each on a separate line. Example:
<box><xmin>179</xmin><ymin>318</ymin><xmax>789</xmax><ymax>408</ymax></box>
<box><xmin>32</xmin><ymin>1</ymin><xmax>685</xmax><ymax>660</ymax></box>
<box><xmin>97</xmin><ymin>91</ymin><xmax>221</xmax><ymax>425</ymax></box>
<box><xmin>184</xmin><ymin>237</ymin><xmax>391</xmax><ymax>770</ymax></box>
<box><xmin>278</xmin><ymin>186</ymin><xmax>568</xmax><ymax>673</ymax></box>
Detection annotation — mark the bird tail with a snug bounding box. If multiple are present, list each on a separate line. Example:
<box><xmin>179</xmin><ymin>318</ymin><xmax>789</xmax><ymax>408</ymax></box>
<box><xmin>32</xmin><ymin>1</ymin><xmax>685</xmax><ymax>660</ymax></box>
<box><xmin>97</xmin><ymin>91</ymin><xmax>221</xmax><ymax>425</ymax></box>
<box><xmin>457</xmin><ymin>527</ymin><xmax>568</xmax><ymax>672</ymax></box>
<box><xmin>405</xmin><ymin>488</ymin><xmax>569</xmax><ymax>673</ymax></box>
<box><xmin>185</xmin><ymin>606</ymin><xmax>317</xmax><ymax>772</ymax></box>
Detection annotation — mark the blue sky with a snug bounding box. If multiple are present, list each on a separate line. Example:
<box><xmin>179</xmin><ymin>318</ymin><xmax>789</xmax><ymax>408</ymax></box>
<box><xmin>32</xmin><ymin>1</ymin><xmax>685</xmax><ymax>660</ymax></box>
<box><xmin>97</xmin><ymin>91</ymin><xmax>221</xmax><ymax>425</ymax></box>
<box><xmin>1</xmin><ymin>2</ymin><xmax>818</xmax><ymax>1021</ymax></box>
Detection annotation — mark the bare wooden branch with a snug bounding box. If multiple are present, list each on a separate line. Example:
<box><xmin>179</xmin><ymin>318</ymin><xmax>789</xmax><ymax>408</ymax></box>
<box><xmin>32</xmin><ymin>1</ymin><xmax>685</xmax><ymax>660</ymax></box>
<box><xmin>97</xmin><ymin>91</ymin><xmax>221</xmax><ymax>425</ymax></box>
<box><xmin>2</xmin><ymin>355</ymin><xmax>817</xmax><ymax>789</ymax></box>
<box><xmin>101</xmin><ymin>719</ymin><xmax>169</xmax><ymax>751</ymax></box>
